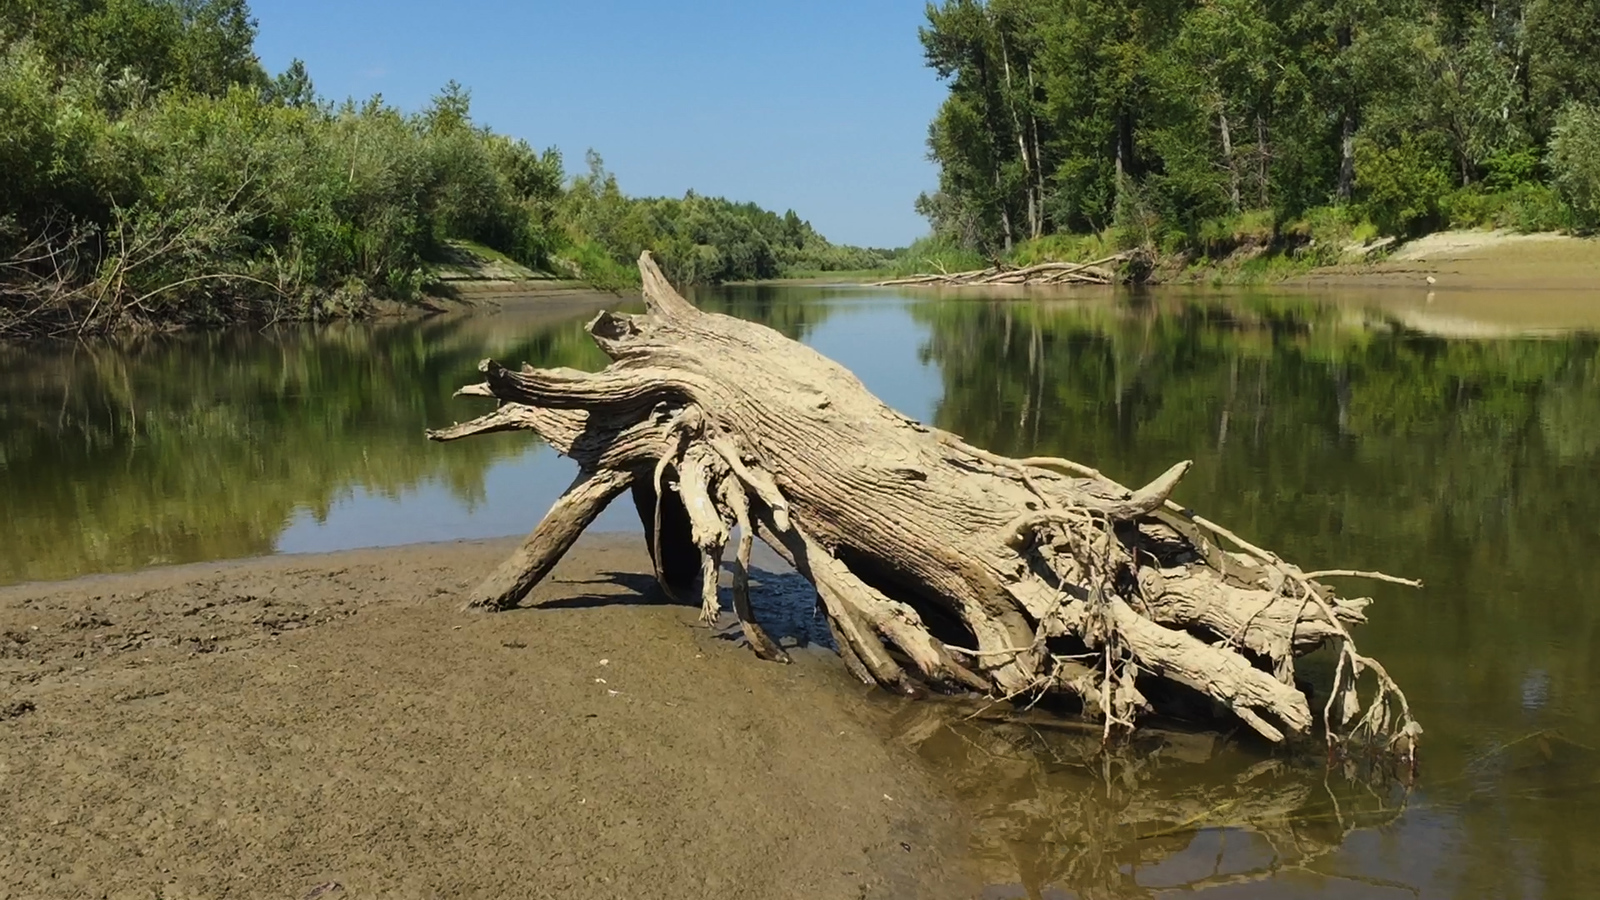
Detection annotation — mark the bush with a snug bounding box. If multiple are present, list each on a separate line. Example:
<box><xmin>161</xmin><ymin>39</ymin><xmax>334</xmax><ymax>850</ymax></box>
<box><xmin>1354</xmin><ymin>134</ymin><xmax>1455</xmax><ymax>237</ymax></box>
<box><xmin>1483</xmin><ymin>147</ymin><xmax>1543</xmax><ymax>192</ymax></box>
<box><xmin>1550</xmin><ymin>103</ymin><xmax>1600</xmax><ymax>231</ymax></box>
<box><xmin>2</xmin><ymin>32</ymin><xmax>581</xmax><ymax>333</ymax></box>
<box><xmin>1193</xmin><ymin>209</ymin><xmax>1275</xmax><ymax>258</ymax></box>
<box><xmin>558</xmin><ymin>239</ymin><xmax>636</xmax><ymax>292</ymax></box>
<box><xmin>2</xmin><ymin>0</ymin><xmax>882</xmax><ymax>332</ymax></box>
<box><xmin>1441</xmin><ymin>183</ymin><xmax>1571</xmax><ymax>233</ymax></box>
<box><xmin>0</xmin><ymin>41</ymin><xmax>123</xmax><ymax>226</ymax></box>
<box><xmin>884</xmin><ymin>234</ymin><xmax>987</xmax><ymax>276</ymax></box>
<box><xmin>1278</xmin><ymin>205</ymin><xmax>1372</xmax><ymax>265</ymax></box>
<box><xmin>1499</xmin><ymin>183</ymin><xmax>1572</xmax><ymax>232</ymax></box>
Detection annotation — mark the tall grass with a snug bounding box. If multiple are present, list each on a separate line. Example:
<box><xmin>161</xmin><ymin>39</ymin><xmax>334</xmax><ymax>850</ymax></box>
<box><xmin>884</xmin><ymin>234</ymin><xmax>988</xmax><ymax>277</ymax></box>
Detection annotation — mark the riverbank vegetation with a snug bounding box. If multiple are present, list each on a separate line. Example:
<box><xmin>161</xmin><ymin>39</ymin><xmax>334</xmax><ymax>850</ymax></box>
<box><xmin>915</xmin><ymin>0</ymin><xmax>1600</xmax><ymax>277</ymax></box>
<box><xmin>0</xmin><ymin>0</ymin><xmax>888</xmax><ymax>339</ymax></box>
<box><xmin>558</xmin><ymin>153</ymin><xmax>898</xmax><ymax>290</ymax></box>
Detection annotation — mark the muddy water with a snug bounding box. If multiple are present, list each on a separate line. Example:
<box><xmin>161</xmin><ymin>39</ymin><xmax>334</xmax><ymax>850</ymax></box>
<box><xmin>2</xmin><ymin>285</ymin><xmax>1597</xmax><ymax>898</ymax></box>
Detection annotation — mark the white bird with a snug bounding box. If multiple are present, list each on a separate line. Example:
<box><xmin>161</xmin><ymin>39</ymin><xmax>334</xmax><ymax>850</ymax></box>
<box><xmin>1426</xmin><ymin>275</ymin><xmax>1438</xmax><ymax>286</ymax></box>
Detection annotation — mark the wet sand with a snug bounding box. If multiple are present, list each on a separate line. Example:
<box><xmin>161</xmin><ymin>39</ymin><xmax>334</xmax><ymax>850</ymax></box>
<box><xmin>0</xmin><ymin>536</ymin><xmax>973</xmax><ymax>899</ymax></box>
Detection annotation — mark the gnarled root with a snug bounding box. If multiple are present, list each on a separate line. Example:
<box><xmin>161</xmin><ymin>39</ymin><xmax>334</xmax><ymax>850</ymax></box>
<box><xmin>427</xmin><ymin>252</ymin><xmax>1422</xmax><ymax>757</ymax></box>
<box><xmin>718</xmin><ymin>475</ymin><xmax>791</xmax><ymax>663</ymax></box>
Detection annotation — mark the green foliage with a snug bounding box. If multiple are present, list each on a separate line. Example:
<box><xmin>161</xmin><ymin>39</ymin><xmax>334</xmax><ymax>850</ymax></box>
<box><xmin>1</xmin><ymin>0</ymin><xmax>877</xmax><ymax>334</ymax></box>
<box><xmin>264</xmin><ymin>58</ymin><xmax>314</xmax><ymax>108</ymax></box>
<box><xmin>1527</xmin><ymin>0</ymin><xmax>1600</xmax><ymax>137</ymax></box>
<box><xmin>0</xmin><ymin>40</ymin><xmax>122</xmax><ymax>227</ymax></box>
<box><xmin>884</xmin><ymin>234</ymin><xmax>987</xmax><ymax>277</ymax></box>
<box><xmin>1354</xmin><ymin>134</ymin><xmax>1454</xmax><ymax>237</ymax></box>
<box><xmin>1440</xmin><ymin>184</ymin><xmax>1571</xmax><ymax>233</ymax></box>
<box><xmin>1009</xmin><ymin>231</ymin><xmax>1114</xmax><ymax>267</ymax></box>
<box><xmin>919</xmin><ymin>0</ymin><xmax>1600</xmax><ymax>256</ymax></box>
<box><xmin>1550</xmin><ymin>103</ymin><xmax>1600</xmax><ymax>231</ymax></box>
<box><xmin>556</xmin><ymin>152</ymin><xmax>893</xmax><ymax>287</ymax></box>
<box><xmin>562</xmin><ymin>238</ymin><xmax>637</xmax><ymax>293</ymax></box>
<box><xmin>0</xmin><ymin>0</ymin><xmax>267</xmax><ymax>97</ymax></box>
<box><xmin>1195</xmin><ymin>209</ymin><xmax>1274</xmax><ymax>249</ymax></box>
<box><xmin>1282</xmin><ymin>204</ymin><xmax>1358</xmax><ymax>242</ymax></box>
<box><xmin>0</xmin><ymin>6</ymin><xmax>581</xmax><ymax>335</ymax></box>
<box><xmin>1483</xmin><ymin>147</ymin><xmax>1543</xmax><ymax>192</ymax></box>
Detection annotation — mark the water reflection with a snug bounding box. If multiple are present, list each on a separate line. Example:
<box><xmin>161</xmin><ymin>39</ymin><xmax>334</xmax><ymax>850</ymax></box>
<box><xmin>0</xmin><ymin>286</ymin><xmax>924</xmax><ymax>585</ymax></box>
<box><xmin>3</xmin><ymin>284</ymin><xmax>1599</xmax><ymax>898</ymax></box>
<box><xmin>0</xmin><ymin>302</ymin><xmax>616</xmax><ymax>583</ymax></box>
<box><xmin>883</xmin><ymin>703</ymin><xmax>1409</xmax><ymax>899</ymax></box>
<box><xmin>909</xmin><ymin>291</ymin><xmax>1600</xmax><ymax>899</ymax></box>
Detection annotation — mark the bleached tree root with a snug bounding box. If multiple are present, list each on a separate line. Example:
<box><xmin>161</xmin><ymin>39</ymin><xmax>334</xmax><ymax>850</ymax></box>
<box><xmin>428</xmin><ymin>252</ymin><xmax>1422</xmax><ymax>757</ymax></box>
<box><xmin>464</xmin><ymin>468</ymin><xmax>634</xmax><ymax>611</ymax></box>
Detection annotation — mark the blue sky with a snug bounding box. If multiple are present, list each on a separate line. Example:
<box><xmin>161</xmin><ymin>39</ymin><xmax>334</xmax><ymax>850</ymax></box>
<box><xmin>251</xmin><ymin>1</ymin><xmax>945</xmax><ymax>248</ymax></box>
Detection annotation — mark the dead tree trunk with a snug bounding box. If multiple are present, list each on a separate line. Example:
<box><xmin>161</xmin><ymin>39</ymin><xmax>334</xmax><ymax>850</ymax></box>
<box><xmin>429</xmin><ymin>253</ymin><xmax>1422</xmax><ymax>755</ymax></box>
<box><xmin>1219</xmin><ymin>103</ymin><xmax>1242</xmax><ymax>214</ymax></box>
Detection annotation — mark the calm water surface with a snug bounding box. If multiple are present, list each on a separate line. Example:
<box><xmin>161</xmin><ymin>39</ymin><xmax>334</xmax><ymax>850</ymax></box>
<box><xmin>2</xmin><ymin>285</ymin><xmax>1596</xmax><ymax>898</ymax></box>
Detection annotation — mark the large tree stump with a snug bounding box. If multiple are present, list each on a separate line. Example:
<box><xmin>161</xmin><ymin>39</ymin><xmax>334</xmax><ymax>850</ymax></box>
<box><xmin>429</xmin><ymin>253</ymin><xmax>1421</xmax><ymax>754</ymax></box>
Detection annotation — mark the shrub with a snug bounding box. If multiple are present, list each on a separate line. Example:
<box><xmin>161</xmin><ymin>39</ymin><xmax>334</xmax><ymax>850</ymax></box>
<box><xmin>1354</xmin><ymin>134</ymin><xmax>1455</xmax><ymax>237</ymax></box>
<box><xmin>1483</xmin><ymin>147</ymin><xmax>1543</xmax><ymax>192</ymax></box>
<box><xmin>1443</xmin><ymin>183</ymin><xmax>1572</xmax><ymax>233</ymax></box>
<box><xmin>1498</xmin><ymin>183</ymin><xmax>1571</xmax><ymax>232</ymax></box>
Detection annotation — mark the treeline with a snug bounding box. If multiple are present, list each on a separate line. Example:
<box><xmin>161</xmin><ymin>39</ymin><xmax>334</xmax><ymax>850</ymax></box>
<box><xmin>0</xmin><ymin>0</ymin><xmax>883</xmax><ymax>339</ymax></box>
<box><xmin>562</xmin><ymin>152</ymin><xmax>897</xmax><ymax>289</ymax></box>
<box><xmin>917</xmin><ymin>0</ymin><xmax>1600</xmax><ymax>257</ymax></box>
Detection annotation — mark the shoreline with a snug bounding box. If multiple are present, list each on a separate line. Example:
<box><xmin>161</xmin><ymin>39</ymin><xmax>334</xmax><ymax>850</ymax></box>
<box><xmin>11</xmin><ymin>227</ymin><xmax>1594</xmax><ymax>346</ymax></box>
<box><xmin>1285</xmin><ymin>229</ymin><xmax>1600</xmax><ymax>292</ymax></box>
<box><xmin>859</xmin><ymin>229</ymin><xmax>1600</xmax><ymax>334</ymax></box>
<box><xmin>0</xmin><ymin>536</ymin><xmax>974</xmax><ymax>899</ymax></box>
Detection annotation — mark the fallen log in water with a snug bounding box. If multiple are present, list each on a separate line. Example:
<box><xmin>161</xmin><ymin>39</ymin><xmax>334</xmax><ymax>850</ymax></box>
<box><xmin>871</xmin><ymin>254</ymin><xmax>1131</xmax><ymax>287</ymax></box>
<box><xmin>429</xmin><ymin>252</ymin><xmax>1421</xmax><ymax>756</ymax></box>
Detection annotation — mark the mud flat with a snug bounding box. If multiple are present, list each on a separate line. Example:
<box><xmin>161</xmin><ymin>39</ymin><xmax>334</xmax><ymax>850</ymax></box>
<box><xmin>0</xmin><ymin>536</ymin><xmax>972</xmax><ymax>899</ymax></box>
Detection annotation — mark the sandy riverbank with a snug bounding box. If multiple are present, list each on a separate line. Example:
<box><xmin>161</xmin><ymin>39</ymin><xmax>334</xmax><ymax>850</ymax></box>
<box><xmin>0</xmin><ymin>536</ymin><xmax>973</xmax><ymax>900</ymax></box>
<box><xmin>1292</xmin><ymin>229</ymin><xmax>1600</xmax><ymax>291</ymax></box>
<box><xmin>1276</xmin><ymin>230</ymin><xmax>1600</xmax><ymax>335</ymax></box>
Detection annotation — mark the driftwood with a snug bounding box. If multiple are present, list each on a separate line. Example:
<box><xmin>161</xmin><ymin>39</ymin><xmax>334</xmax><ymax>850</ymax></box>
<box><xmin>871</xmin><ymin>254</ymin><xmax>1130</xmax><ymax>287</ymax></box>
<box><xmin>429</xmin><ymin>252</ymin><xmax>1421</xmax><ymax>755</ymax></box>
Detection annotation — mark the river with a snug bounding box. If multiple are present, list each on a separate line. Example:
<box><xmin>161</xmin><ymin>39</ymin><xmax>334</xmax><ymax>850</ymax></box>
<box><xmin>2</xmin><ymin>284</ymin><xmax>1596</xmax><ymax>899</ymax></box>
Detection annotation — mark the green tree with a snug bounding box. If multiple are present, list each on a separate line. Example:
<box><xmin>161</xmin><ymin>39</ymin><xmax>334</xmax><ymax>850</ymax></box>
<box><xmin>915</xmin><ymin>0</ymin><xmax>1594</xmax><ymax>255</ymax></box>
<box><xmin>1527</xmin><ymin>0</ymin><xmax>1600</xmax><ymax>137</ymax></box>
<box><xmin>265</xmin><ymin>57</ymin><xmax>314</xmax><ymax>108</ymax></box>
<box><xmin>920</xmin><ymin>0</ymin><xmax>1022</xmax><ymax>251</ymax></box>
<box><xmin>1418</xmin><ymin>15</ymin><xmax>1524</xmax><ymax>185</ymax></box>
<box><xmin>1145</xmin><ymin>0</ymin><xmax>1281</xmax><ymax>223</ymax></box>
<box><xmin>1549</xmin><ymin>103</ymin><xmax>1600</xmax><ymax>230</ymax></box>
<box><xmin>0</xmin><ymin>0</ymin><xmax>894</xmax><ymax>336</ymax></box>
